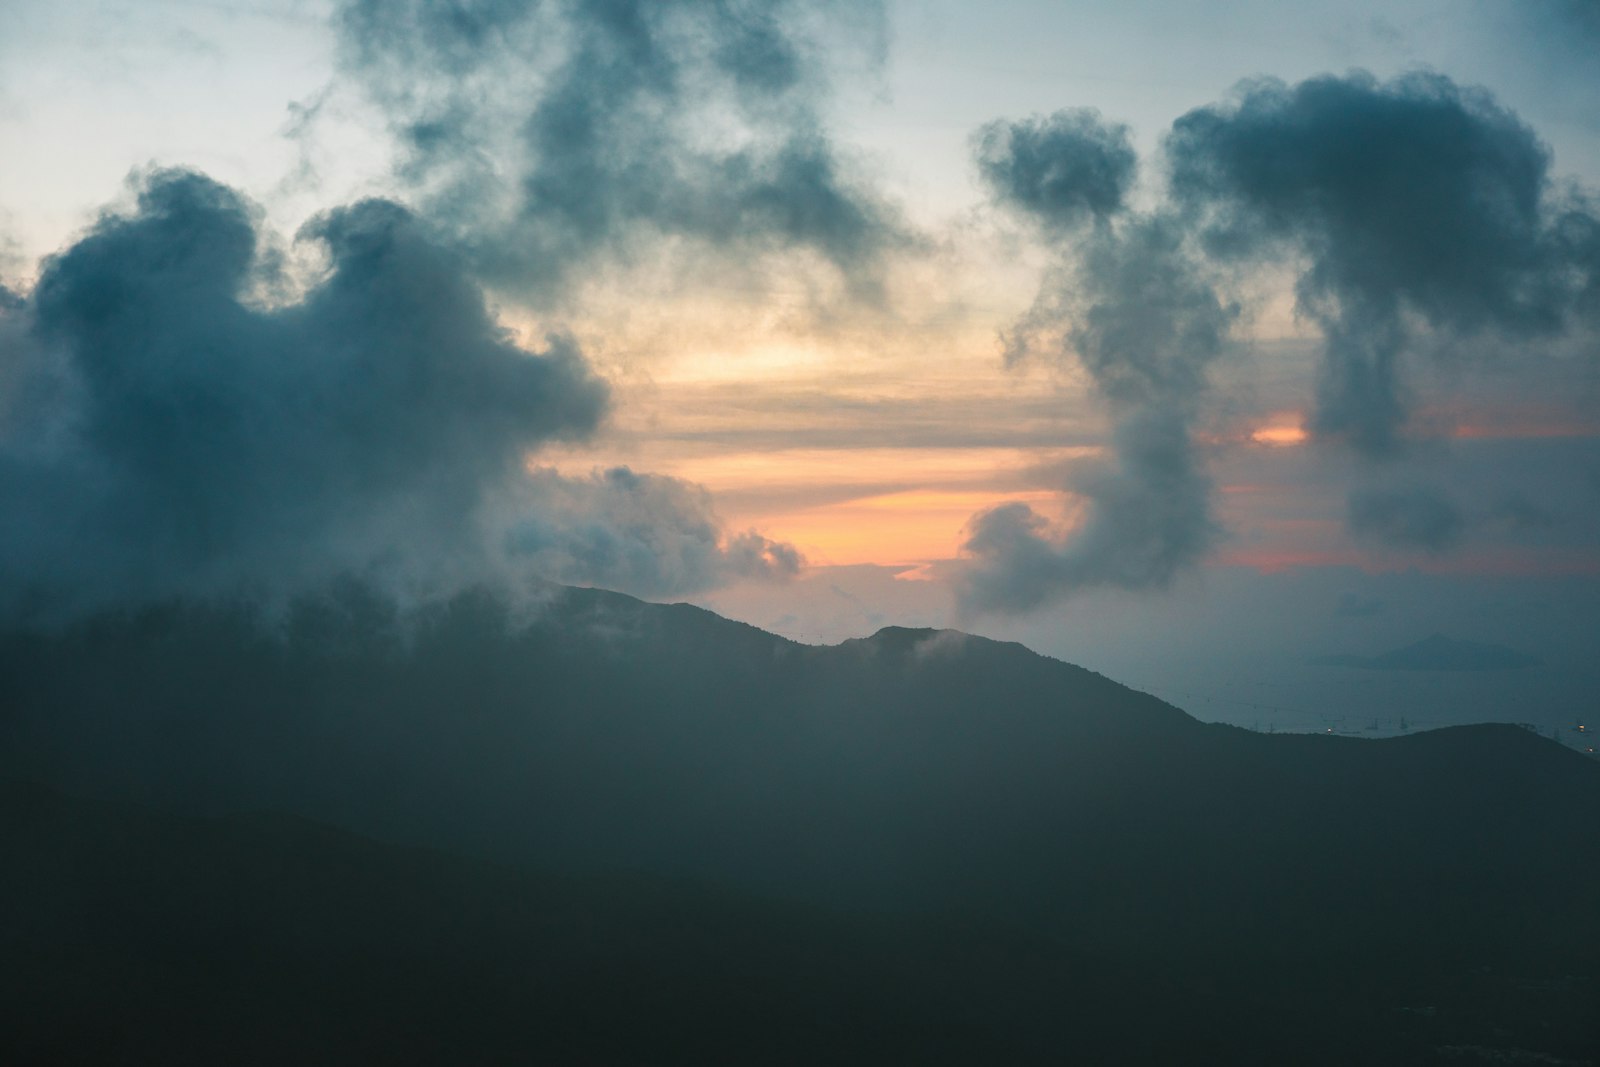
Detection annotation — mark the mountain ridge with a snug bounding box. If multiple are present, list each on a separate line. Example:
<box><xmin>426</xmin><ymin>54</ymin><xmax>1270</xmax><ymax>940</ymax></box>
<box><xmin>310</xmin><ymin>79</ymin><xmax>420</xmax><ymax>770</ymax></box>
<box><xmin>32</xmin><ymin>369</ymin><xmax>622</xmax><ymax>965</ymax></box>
<box><xmin>2</xmin><ymin>584</ymin><xmax>1591</xmax><ymax>908</ymax></box>
<box><xmin>2</xmin><ymin>584</ymin><xmax>1597</xmax><ymax>1062</ymax></box>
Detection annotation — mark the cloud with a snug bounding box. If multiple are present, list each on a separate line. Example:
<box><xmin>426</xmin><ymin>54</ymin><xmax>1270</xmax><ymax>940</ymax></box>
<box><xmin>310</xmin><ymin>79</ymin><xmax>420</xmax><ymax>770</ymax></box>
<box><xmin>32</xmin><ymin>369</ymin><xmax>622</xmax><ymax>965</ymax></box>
<box><xmin>962</xmin><ymin>72</ymin><xmax>1600</xmax><ymax>614</ymax></box>
<box><xmin>975</xmin><ymin>109</ymin><xmax>1137</xmax><ymax>231</ymax></box>
<box><xmin>0</xmin><ymin>170</ymin><xmax>795</xmax><ymax>623</ymax></box>
<box><xmin>959</xmin><ymin>403</ymin><xmax>1220</xmax><ymax>614</ymax></box>
<box><xmin>1343</xmin><ymin>474</ymin><xmax>1592</xmax><ymax>558</ymax></box>
<box><xmin>1335</xmin><ymin>591</ymin><xmax>1385</xmax><ymax>618</ymax></box>
<box><xmin>1545</xmin><ymin>0</ymin><xmax>1600</xmax><ymax>40</ymax></box>
<box><xmin>958</xmin><ymin>211</ymin><xmax>1234</xmax><ymax>615</ymax></box>
<box><xmin>963</xmin><ymin>111</ymin><xmax>1233</xmax><ymax>616</ymax></box>
<box><xmin>1168</xmin><ymin>71</ymin><xmax>1600</xmax><ymax>457</ymax></box>
<box><xmin>1347</xmin><ymin>485</ymin><xmax>1467</xmax><ymax>553</ymax></box>
<box><xmin>332</xmin><ymin>0</ymin><xmax>904</xmax><ymax>303</ymax></box>
<box><xmin>1486</xmin><ymin>491</ymin><xmax>1560</xmax><ymax>533</ymax></box>
<box><xmin>503</xmin><ymin>466</ymin><xmax>802</xmax><ymax>598</ymax></box>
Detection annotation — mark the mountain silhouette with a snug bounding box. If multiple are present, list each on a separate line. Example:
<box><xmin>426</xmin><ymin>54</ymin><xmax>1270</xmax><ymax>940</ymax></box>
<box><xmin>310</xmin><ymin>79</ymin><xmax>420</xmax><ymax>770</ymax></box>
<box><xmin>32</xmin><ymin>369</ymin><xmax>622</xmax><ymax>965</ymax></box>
<box><xmin>1313</xmin><ymin>632</ymin><xmax>1543</xmax><ymax>671</ymax></box>
<box><xmin>2</xmin><ymin>586</ymin><xmax>1597</xmax><ymax>1063</ymax></box>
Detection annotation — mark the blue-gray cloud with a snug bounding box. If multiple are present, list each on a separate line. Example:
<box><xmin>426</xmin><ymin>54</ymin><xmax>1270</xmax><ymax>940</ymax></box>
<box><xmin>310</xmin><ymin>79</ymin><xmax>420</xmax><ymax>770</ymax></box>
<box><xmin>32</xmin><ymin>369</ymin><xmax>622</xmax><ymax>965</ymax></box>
<box><xmin>963</xmin><ymin>72</ymin><xmax>1600</xmax><ymax>615</ymax></box>
<box><xmin>959</xmin><ymin>211</ymin><xmax>1234</xmax><ymax>615</ymax></box>
<box><xmin>0</xmin><ymin>169</ymin><xmax>604</xmax><ymax>619</ymax></box>
<box><xmin>1347</xmin><ymin>485</ymin><xmax>1467</xmax><ymax>553</ymax></box>
<box><xmin>1486</xmin><ymin>491</ymin><xmax>1560</xmax><ymax>533</ymax></box>
<box><xmin>975</xmin><ymin>108</ymin><xmax>1137</xmax><ymax>231</ymax></box>
<box><xmin>333</xmin><ymin>0</ymin><xmax>904</xmax><ymax>302</ymax></box>
<box><xmin>1335</xmin><ymin>591</ymin><xmax>1385</xmax><ymax>618</ymax></box>
<box><xmin>1168</xmin><ymin>71</ymin><xmax>1600</xmax><ymax>457</ymax></box>
<box><xmin>504</xmin><ymin>466</ymin><xmax>803</xmax><ymax>598</ymax></box>
<box><xmin>0</xmin><ymin>170</ymin><xmax>797</xmax><ymax>622</ymax></box>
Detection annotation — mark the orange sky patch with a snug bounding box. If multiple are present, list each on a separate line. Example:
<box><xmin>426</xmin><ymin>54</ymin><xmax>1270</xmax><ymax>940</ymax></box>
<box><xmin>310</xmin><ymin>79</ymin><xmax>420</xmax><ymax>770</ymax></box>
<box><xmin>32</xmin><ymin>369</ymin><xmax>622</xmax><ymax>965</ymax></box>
<box><xmin>757</xmin><ymin>489</ymin><xmax>1062</xmax><ymax>566</ymax></box>
<box><xmin>1249</xmin><ymin>411</ymin><xmax>1308</xmax><ymax>446</ymax></box>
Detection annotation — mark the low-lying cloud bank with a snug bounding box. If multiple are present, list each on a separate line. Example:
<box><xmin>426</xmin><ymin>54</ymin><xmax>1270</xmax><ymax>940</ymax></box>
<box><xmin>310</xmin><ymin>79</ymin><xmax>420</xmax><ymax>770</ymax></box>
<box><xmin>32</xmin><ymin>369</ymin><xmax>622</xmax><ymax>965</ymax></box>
<box><xmin>0</xmin><ymin>170</ymin><xmax>798</xmax><ymax>625</ymax></box>
<box><xmin>504</xmin><ymin>466</ymin><xmax>803</xmax><ymax>598</ymax></box>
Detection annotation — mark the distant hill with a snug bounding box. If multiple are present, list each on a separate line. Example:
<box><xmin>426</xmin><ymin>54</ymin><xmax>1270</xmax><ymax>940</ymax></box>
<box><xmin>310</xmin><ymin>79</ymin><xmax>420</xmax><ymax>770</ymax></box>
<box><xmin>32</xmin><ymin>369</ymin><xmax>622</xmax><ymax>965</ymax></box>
<box><xmin>1314</xmin><ymin>632</ymin><xmax>1543</xmax><ymax>671</ymax></box>
<box><xmin>2</xmin><ymin>587</ymin><xmax>1597</xmax><ymax>1063</ymax></box>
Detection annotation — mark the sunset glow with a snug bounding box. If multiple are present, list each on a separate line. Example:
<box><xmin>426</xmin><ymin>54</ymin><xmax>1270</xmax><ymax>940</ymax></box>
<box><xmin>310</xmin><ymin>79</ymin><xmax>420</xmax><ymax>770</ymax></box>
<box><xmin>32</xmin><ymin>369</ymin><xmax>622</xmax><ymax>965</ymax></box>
<box><xmin>1249</xmin><ymin>416</ymin><xmax>1308</xmax><ymax>447</ymax></box>
<box><xmin>752</xmin><ymin>488</ymin><xmax>1064</xmax><ymax>566</ymax></box>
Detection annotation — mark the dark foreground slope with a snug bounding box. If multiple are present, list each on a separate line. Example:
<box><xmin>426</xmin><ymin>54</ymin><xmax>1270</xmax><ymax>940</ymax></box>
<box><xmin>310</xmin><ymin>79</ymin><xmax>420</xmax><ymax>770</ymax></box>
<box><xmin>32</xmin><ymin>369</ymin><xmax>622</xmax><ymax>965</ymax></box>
<box><xmin>3</xmin><ymin>781</ymin><xmax>1593</xmax><ymax>1066</ymax></box>
<box><xmin>1</xmin><ymin>781</ymin><xmax>1142</xmax><ymax>1066</ymax></box>
<box><xmin>3</xmin><ymin>586</ymin><xmax>1598</xmax><ymax>1062</ymax></box>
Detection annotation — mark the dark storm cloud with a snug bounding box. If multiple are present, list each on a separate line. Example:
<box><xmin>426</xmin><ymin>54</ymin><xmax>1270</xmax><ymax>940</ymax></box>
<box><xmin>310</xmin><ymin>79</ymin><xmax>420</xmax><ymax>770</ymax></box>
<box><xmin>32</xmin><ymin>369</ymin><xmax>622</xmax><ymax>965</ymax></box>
<box><xmin>974</xmin><ymin>109</ymin><xmax>1137</xmax><ymax>231</ymax></box>
<box><xmin>0</xmin><ymin>170</ymin><xmax>798</xmax><ymax>622</ymax></box>
<box><xmin>1347</xmin><ymin>485</ymin><xmax>1467</xmax><ymax>553</ymax></box>
<box><xmin>504</xmin><ymin>466</ymin><xmax>802</xmax><ymax>597</ymax></box>
<box><xmin>333</xmin><ymin>0</ymin><xmax>903</xmax><ymax>301</ymax></box>
<box><xmin>1168</xmin><ymin>71</ymin><xmax>1600</xmax><ymax>457</ymax></box>
<box><xmin>958</xmin><ymin>214</ymin><xmax>1235</xmax><ymax>615</ymax></box>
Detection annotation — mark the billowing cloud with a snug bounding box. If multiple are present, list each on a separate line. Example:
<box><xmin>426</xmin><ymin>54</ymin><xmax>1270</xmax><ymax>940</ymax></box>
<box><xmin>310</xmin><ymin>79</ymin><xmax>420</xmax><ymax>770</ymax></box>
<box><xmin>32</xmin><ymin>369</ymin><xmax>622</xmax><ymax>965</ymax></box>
<box><xmin>504</xmin><ymin>466</ymin><xmax>803</xmax><ymax>598</ymax></box>
<box><xmin>1168</xmin><ymin>71</ymin><xmax>1600</xmax><ymax>457</ymax></box>
<box><xmin>959</xmin><ymin>108</ymin><xmax>1233</xmax><ymax>614</ymax></box>
<box><xmin>0</xmin><ymin>170</ymin><xmax>796</xmax><ymax>623</ymax></box>
<box><xmin>974</xmin><ymin>108</ymin><xmax>1137</xmax><ymax>231</ymax></box>
<box><xmin>961</xmin><ymin>72</ymin><xmax>1600</xmax><ymax>615</ymax></box>
<box><xmin>1347</xmin><ymin>485</ymin><xmax>1467</xmax><ymax>553</ymax></box>
<box><xmin>958</xmin><ymin>207</ymin><xmax>1234</xmax><ymax>615</ymax></box>
<box><xmin>333</xmin><ymin>0</ymin><xmax>904</xmax><ymax>302</ymax></box>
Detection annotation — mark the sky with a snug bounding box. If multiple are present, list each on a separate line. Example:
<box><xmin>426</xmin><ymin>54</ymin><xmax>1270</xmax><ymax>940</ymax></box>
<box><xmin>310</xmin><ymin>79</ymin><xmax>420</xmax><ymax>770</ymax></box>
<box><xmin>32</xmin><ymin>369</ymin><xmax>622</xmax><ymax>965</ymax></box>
<box><xmin>1</xmin><ymin>0</ymin><xmax>1597</xmax><ymax>734</ymax></box>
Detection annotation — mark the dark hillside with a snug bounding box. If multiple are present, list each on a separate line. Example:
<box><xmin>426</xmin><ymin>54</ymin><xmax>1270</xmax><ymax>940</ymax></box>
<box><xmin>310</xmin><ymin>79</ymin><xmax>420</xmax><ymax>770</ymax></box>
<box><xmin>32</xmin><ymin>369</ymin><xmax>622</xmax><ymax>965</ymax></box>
<box><xmin>4</xmin><ymin>780</ymin><xmax>1594</xmax><ymax>1066</ymax></box>
<box><xmin>2</xmin><ymin>587</ymin><xmax>1597</xmax><ymax>1062</ymax></box>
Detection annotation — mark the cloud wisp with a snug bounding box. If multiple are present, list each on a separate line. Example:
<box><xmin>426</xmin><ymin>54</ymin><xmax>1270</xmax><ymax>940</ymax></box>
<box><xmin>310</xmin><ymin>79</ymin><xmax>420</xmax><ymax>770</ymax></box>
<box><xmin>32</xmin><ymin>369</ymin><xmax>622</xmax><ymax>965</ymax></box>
<box><xmin>504</xmin><ymin>466</ymin><xmax>803</xmax><ymax>598</ymax></box>
<box><xmin>333</xmin><ymin>0</ymin><xmax>905</xmax><ymax>305</ymax></box>
<box><xmin>0</xmin><ymin>170</ymin><xmax>798</xmax><ymax>624</ymax></box>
